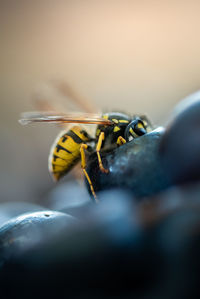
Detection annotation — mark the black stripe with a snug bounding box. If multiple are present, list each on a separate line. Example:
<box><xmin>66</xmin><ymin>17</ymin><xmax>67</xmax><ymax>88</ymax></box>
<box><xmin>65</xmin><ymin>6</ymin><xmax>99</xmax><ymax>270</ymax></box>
<box><xmin>56</xmin><ymin>144</ymin><xmax>72</xmax><ymax>154</ymax></box>
<box><xmin>62</xmin><ymin>135</ymin><xmax>68</xmax><ymax>142</ymax></box>
<box><xmin>53</xmin><ymin>154</ymin><xmax>68</xmax><ymax>162</ymax></box>
<box><xmin>68</xmin><ymin>130</ymin><xmax>83</xmax><ymax>144</ymax></box>
<box><xmin>52</xmin><ymin>157</ymin><xmax>80</xmax><ymax>172</ymax></box>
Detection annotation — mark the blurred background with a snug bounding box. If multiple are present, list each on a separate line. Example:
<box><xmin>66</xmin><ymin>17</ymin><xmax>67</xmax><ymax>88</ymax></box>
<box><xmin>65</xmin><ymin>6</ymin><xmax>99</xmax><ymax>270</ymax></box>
<box><xmin>0</xmin><ymin>0</ymin><xmax>200</xmax><ymax>204</ymax></box>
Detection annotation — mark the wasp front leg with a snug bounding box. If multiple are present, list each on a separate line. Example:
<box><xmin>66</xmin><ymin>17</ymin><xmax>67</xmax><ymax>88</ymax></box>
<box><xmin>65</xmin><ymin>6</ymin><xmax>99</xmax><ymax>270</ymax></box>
<box><xmin>80</xmin><ymin>144</ymin><xmax>98</xmax><ymax>203</ymax></box>
<box><xmin>96</xmin><ymin>132</ymin><xmax>109</xmax><ymax>174</ymax></box>
<box><xmin>117</xmin><ymin>136</ymin><xmax>126</xmax><ymax>146</ymax></box>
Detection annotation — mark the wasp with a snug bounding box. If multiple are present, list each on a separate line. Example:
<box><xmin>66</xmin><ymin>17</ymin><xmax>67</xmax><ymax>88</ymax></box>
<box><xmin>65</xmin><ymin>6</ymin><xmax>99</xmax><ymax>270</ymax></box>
<box><xmin>19</xmin><ymin>81</ymin><xmax>153</xmax><ymax>202</ymax></box>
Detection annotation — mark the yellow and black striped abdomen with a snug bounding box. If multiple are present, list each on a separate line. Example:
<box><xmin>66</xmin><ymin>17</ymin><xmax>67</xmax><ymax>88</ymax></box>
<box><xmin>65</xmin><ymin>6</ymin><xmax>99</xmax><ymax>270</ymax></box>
<box><xmin>49</xmin><ymin>126</ymin><xmax>90</xmax><ymax>181</ymax></box>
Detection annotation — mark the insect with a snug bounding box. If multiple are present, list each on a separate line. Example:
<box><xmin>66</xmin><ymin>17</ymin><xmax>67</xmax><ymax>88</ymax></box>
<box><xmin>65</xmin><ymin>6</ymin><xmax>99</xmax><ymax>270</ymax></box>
<box><xmin>19</xmin><ymin>81</ymin><xmax>153</xmax><ymax>202</ymax></box>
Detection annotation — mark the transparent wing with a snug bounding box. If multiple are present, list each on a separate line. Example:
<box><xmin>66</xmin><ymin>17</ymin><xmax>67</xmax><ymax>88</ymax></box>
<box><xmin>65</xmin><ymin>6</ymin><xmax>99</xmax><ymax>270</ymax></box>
<box><xmin>19</xmin><ymin>111</ymin><xmax>113</xmax><ymax>126</ymax></box>
<box><xmin>33</xmin><ymin>80</ymin><xmax>98</xmax><ymax>114</ymax></box>
<box><xmin>51</xmin><ymin>80</ymin><xmax>97</xmax><ymax>113</ymax></box>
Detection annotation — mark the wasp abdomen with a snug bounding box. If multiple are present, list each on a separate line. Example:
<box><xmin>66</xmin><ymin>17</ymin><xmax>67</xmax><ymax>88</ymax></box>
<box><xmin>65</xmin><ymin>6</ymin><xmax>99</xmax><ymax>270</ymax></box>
<box><xmin>49</xmin><ymin>126</ymin><xmax>90</xmax><ymax>181</ymax></box>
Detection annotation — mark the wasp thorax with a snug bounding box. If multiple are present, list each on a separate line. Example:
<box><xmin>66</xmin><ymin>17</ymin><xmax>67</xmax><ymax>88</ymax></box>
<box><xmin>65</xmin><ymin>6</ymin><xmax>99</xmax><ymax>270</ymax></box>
<box><xmin>96</xmin><ymin>112</ymin><xmax>131</xmax><ymax>148</ymax></box>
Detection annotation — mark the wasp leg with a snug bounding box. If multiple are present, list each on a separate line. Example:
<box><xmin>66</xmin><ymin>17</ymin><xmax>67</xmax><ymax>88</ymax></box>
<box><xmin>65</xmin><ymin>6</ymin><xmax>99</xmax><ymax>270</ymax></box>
<box><xmin>96</xmin><ymin>132</ymin><xmax>109</xmax><ymax>174</ymax></box>
<box><xmin>80</xmin><ymin>144</ymin><xmax>98</xmax><ymax>203</ymax></box>
<box><xmin>117</xmin><ymin>136</ymin><xmax>126</xmax><ymax>146</ymax></box>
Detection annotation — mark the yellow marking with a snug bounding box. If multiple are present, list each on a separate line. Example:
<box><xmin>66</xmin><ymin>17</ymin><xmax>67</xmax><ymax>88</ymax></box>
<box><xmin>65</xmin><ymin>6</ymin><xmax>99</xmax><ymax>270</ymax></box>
<box><xmin>103</xmin><ymin>114</ymin><xmax>108</xmax><ymax>120</ymax></box>
<box><xmin>143</xmin><ymin>120</ymin><xmax>148</xmax><ymax>127</ymax></box>
<box><xmin>130</xmin><ymin>128</ymin><xmax>137</xmax><ymax>137</ymax></box>
<box><xmin>55</xmin><ymin>136</ymin><xmax>80</xmax><ymax>158</ymax></box>
<box><xmin>96</xmin><ymin>132</ymin><xmax>109</xmax><ymax>173</ymax></box>
<box><xmin>71</xmin><ymin>126</ymin><xmax>90</xmax><ymax>142</ymax></box>
<box><xmin>112</xmin><ymin>119</ymin><xmax>118</xmax><ymax>123</ymax></box>
<box><xmin>49</xmin><ymin>126</ymin><xmax>85</xmax><ymax>181</ymax></box>
<box><xmin>119</xmin><ymin>120</ymin><xmax>129</xmax><ymax>123</ymax></box>
<box><xmin>53</xmin><ymin>149</ymin><xmax>72</xmax><ymax>161</ymax></box>
<box><xmin>137</xmin><ymin>123</ymin><xmax>144</xmax><ymax>129</ymax></box>
<box><xmin>130</xmin><ymin>128</ymin><xmax>134</xmax><ymax>135</ymax></box>
<box><xmin>96</xmin><ymin>128</ymin><xmax>101</xmax><ymax>136</ymax></box>
<box><xmin>117</xmin><ymin>136</ymin><xmax>126</xmax><ymax>146</ymax></box>
<box><xmin>52</xmin><ymin>165</ymin><xmax>67</xmax><ymax>172</ymax></box>
<box><xmin>80</xmin><ymin>144</ymin><xmax>98</xmax><ymax>203</ymax></box>
<box><xmin>52</xmin><ymin>157</ymin><xmax>67</xmax><ymax>167</ymax></box>
<box><xmin>113</xmin><ymin>126</ymin><xmax>120</xmax><ymax>132</ymax></box>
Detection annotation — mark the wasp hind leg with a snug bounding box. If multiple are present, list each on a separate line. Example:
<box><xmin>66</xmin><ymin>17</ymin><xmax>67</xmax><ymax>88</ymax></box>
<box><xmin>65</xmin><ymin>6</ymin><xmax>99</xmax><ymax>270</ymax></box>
<box><xmin>96</xmin><ymin>132</ymin><xmax>109</xmax><ymax>174</ymax></box>
<box><xmin>80</xmin><ymin>144</ymin><xmax>98</xmax><ymax>203</ymax></box>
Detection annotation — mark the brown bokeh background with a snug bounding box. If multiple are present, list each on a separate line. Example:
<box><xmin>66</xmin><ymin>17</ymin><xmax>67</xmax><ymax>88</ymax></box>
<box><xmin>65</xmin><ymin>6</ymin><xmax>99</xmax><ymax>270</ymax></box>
<box><xmin>0</xmin><ymin>0</ymin><xmax>200</xmax><ymax>203</ymax></box>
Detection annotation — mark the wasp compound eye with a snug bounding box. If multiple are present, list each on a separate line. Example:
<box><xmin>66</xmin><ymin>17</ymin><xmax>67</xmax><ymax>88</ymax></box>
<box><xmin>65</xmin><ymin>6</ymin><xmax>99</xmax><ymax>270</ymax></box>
<box><xmin>125</xmin><ymin>119</ymin><xmax>147</xmax><ymax>141</ymax></box>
